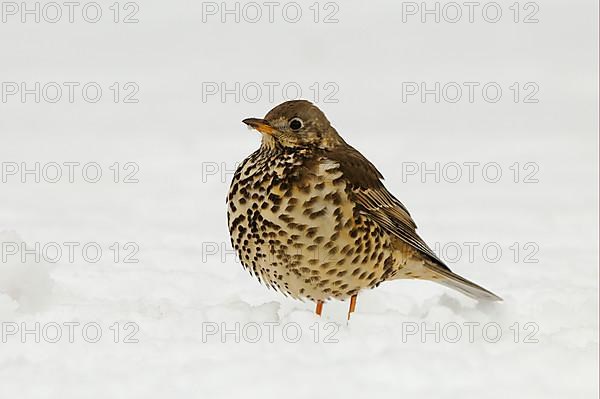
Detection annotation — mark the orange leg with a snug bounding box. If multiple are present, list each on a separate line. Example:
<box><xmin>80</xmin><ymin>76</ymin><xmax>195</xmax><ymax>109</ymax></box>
<box><xmin>347</xmin><ymin>295</ymin><xmax>357</xmax><ymax>320</ymax></box>
<box><xmin>315</xmin><ymin>300</ymin><xmax>323</xmax><ymax>316</ymax></box>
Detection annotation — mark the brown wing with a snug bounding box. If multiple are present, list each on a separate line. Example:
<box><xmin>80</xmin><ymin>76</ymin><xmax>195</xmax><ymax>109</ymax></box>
<box><xmin>326</xmin><ymin>145</ymin><xmax>450</xmax><ymax>271</ymax></box>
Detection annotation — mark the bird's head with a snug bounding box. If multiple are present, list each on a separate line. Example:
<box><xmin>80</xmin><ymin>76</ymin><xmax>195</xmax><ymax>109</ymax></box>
<box><xmin>243</xmin><ymin>100</ymin><xmax>344</xmax><ymax>150</ymax></box>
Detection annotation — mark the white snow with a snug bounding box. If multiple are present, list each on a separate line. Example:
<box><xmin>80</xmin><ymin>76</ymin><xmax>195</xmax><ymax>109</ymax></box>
<box><xmin>0</xmin><ymin>231</ymin><xmax>54</xmax><ymax>313</ymax></box>
<box><xmin>0</xmin><ymin>0</ymin><xmax>598</xmax><ymax>398</ymax></box>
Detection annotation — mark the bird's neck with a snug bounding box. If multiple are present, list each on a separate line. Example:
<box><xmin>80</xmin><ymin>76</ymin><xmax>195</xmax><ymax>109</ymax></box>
<box><xmin>260</xmin><ymin>134</ymin><xmax>280</xmax><ymax>150</ymax></box>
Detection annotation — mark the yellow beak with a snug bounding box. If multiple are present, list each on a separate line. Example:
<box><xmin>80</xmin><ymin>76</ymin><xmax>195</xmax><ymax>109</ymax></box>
<box><xmin>242</xmin><ymin>118</ymin><xmax>278</xmax><ymax>136</ymax></box>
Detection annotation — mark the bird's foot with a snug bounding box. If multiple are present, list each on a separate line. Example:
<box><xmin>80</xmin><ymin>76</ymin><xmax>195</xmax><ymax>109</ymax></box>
<box><xmin>347</xmin><ymin>294</ymin><xmax>357</xmax><ymax>320</ymax></box>
<box><xmin>315</xmin><ymin>300</ymin><xmax>323</xmax><ymax>316</ymax></box>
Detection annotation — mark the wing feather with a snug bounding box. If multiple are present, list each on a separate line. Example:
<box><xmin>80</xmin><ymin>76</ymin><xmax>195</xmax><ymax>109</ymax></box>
<box><xmin>325</xmin><ymin>145</ymin><xmax>449</xmax><ymax>270</ymax></box>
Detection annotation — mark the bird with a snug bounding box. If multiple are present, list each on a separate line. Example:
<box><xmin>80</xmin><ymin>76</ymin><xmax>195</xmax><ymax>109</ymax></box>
<box><xmin>227</xmin><ymin>100</ymin><xmax>501</xmax><ymax>319</ymax></box>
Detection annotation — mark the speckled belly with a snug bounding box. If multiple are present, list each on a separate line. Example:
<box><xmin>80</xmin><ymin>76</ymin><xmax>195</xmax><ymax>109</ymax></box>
<box><xmin>228</xmin><ymin>158</ymin><xmax>403</xmax><ymax>301</ymax></box>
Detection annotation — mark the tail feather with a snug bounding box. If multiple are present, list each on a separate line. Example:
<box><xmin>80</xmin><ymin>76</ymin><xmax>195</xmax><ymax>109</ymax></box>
<box><xmin>425</xmin><ymin>263</ymin><xmax>502</xmax><ymax>302</ymax></box>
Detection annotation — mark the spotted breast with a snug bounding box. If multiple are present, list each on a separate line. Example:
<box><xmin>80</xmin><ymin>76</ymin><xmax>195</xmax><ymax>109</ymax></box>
<box><xmin>227</xmin><ymin>145</ymin><xmax>406</xmax><ymax>302</ymax></box>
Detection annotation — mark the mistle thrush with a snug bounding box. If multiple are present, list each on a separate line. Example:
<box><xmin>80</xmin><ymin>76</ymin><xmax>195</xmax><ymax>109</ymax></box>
<box><xmin>227</xmin><ymin>100</ymin><xmax>501</xmax><ymax>319</ymax></box>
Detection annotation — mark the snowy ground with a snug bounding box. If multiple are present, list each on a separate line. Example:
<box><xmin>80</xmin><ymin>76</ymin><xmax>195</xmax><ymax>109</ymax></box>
<box><xmin>1</xmin><ymin>0</ymin><xmax>598</xmax><ymax>398</ymax></box>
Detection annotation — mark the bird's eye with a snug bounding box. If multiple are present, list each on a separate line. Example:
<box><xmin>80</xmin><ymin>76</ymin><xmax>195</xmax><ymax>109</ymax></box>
<box><xmin>289</xmin><ymin>118</ymin><xmax>303</xmax><ymax>131</ymax></box>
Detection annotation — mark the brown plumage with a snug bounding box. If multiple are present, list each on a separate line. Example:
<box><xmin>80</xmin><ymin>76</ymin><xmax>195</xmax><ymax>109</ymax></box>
<box><xmin>227</xmin><ymin>100</ymin><xmax>501</xmax><ymax>318</ymax></box>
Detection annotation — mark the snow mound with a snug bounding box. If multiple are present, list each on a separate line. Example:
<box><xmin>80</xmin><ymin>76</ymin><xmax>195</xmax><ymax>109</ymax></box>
<box><xmin>0</xmin><ymin>231</ymin><xmax>54</xmax><ymax>313</ymax></box>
